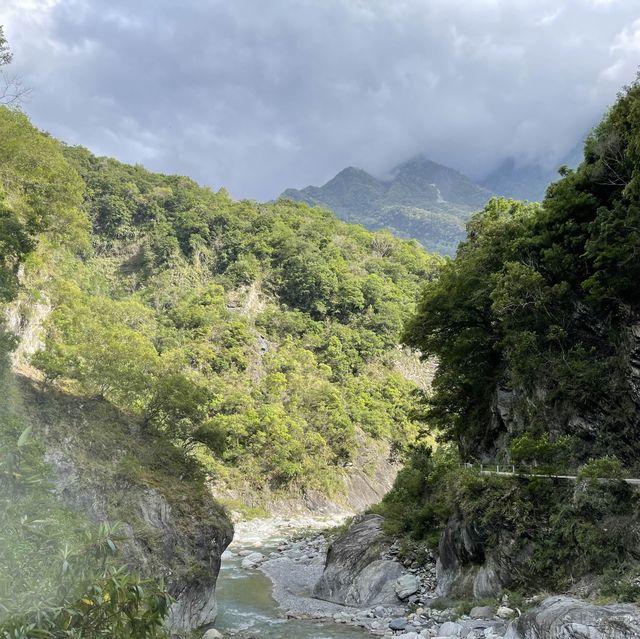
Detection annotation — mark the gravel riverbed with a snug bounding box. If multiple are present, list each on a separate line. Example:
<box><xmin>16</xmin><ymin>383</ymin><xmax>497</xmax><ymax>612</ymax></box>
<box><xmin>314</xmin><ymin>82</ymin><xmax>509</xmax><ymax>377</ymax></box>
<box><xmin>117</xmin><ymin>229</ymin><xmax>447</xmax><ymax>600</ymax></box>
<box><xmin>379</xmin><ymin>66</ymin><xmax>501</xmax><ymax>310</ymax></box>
<box><xmin>215</xmin><ymin>516</ymin><xmax>512</xmax><ymax>639</ymax></box>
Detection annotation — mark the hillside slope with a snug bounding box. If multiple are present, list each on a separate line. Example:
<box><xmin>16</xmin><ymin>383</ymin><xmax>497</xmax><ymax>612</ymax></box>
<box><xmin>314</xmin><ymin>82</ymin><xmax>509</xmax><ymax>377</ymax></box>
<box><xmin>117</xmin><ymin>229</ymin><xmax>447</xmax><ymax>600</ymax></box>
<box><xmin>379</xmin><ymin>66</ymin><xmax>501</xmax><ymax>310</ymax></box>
<box><xmin>281</xmin><ymin>155</ymin><xmax>493</xmax><ymax>255</ymax></box>
<box><xmin>379</xmin><ymin>79</ymin><xmax>640</xmax><ymax>601</ymax></box>
<box><xmin>0</xmin><ymin>103</ymin><xmax>439</xmax><ymax>509</ymax></box>
<box><xmin>0</xmin><ymin>107</ymin><xmax>232</xmax><ymax>637</ymax></box>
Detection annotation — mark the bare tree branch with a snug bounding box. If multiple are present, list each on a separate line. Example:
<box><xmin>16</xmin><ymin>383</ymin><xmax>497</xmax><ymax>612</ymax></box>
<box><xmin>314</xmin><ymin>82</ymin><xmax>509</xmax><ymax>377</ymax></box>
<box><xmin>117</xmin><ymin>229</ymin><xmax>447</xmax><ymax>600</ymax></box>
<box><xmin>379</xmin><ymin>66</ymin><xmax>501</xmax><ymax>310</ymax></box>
<box><xmin>0</xmin><ymin>25</ymin><xmax>30</xmax><ymax>107</ymax></box>
<box><xmin>0</xmin><ymin>70</ymin><xmax>31</xmax><ymax>106</ymax></box>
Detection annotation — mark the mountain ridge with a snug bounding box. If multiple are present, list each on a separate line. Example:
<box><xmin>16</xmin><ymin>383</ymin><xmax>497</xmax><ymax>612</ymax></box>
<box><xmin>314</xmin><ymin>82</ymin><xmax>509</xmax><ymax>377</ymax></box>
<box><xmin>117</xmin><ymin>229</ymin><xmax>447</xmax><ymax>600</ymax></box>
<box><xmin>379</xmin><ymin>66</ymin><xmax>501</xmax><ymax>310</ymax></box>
<box><xmin>281</xmin><ymin>154</ymin><xmax>493</xmax><ymax>255</ymax></box>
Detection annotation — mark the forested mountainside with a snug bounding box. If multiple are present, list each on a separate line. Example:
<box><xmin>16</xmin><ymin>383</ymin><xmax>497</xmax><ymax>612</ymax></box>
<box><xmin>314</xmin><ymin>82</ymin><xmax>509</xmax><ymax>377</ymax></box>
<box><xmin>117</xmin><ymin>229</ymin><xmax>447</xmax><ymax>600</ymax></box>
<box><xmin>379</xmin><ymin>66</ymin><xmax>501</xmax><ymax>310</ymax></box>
<box><xmin>378</xmin><ymin>79</ymin><xmax>640</xmax><ymax>600</ymax></box>
<box><xmin>281</xmin><ymin>155</ymin><xmax>492</xmax><ymax>255</ymax></box>
<box><xmin>0</xmin><ymin>102</ymin><xmax>441</xmax><ymax>496</ymax></box>
<box><xmin>0</xmin><ymin>106</ymin><xmax>233</xmax><ymax>637</ymax></box>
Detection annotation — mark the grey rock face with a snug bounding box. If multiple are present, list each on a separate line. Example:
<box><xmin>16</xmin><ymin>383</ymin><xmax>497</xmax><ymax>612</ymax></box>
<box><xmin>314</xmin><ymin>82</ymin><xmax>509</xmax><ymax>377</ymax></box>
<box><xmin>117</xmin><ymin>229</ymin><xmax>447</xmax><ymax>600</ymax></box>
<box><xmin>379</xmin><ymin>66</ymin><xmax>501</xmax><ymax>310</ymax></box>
<box><xmin>313</xmin><ymin>514</ymin><xmax>403</xmax><ymax>605</ymax></box>
<box><xmin>44</xmin><ymin>447</ymin><xmax>232</xmax><ymax>635</ymax></box>
<box><xmin>505</xmin><ymin>596</ymin><xmax>640</xmax><ymax>639</ymax></box>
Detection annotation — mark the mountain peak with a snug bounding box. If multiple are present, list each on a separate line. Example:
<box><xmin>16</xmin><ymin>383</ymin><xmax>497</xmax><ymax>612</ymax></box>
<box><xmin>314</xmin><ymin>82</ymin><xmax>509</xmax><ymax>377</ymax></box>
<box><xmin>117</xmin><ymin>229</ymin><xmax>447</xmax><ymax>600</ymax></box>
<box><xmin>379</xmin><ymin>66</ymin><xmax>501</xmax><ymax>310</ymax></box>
<box><xmin>280</xmin><ymin>155</ymin><xmax>494</xmax><ymax>254</ymax></box>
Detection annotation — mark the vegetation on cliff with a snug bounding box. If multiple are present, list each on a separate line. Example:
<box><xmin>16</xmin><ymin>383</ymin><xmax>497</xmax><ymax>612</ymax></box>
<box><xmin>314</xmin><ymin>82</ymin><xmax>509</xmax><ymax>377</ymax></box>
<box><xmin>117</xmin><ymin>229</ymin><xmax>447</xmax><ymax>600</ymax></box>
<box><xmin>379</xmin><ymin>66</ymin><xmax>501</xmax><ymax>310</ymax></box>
<box><xmin>379</xmin><ymin>78</ymin><xmax>640</xmax><ymax>599</ymax></box>
<box><xmin>24</xmin><ymin>136</ymin><xmax>440</xmax><ymax>494</ymax></box>
<box><xmin>405</xmin><ymin>78</ymin><xmax>640</xmax><ymax>465</ymax></box>
<box><xmin>0</xmin><ymin>104</ymin><xmax>176</xmax><ymax>636</ymax></box>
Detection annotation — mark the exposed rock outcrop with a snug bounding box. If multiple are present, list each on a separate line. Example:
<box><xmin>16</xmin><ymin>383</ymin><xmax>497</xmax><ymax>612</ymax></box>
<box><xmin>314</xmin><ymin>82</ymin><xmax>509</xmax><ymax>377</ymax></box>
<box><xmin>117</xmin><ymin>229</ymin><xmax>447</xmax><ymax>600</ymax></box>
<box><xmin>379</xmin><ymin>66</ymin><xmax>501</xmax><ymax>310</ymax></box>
<box><xmin>505</xmin><ymin>596</ymin><xmax>640</xmax><ymax>639</ymax></box>
<box><xmin>45</xmin><ymin>444</ymin><xmax>232</xmax><ymax>633</ymax></box>
<box><xmin>313</xmin><ymin>514</ymin><xmax>402</xmax><ymax>605</ymax></box>
<box><xmin>22</xmin><ymin>379</ymin><xmax>233</xmax><ymax>636</ymax></box>
<box><xmin>436</xmin><ymin>514</ymin><xmax>511</xmax><ymax>599</ymax></box>
<box><xmin>214</xmin><ymin>433</ymin><xmax>400</xmax><ymax>518</ymax></box>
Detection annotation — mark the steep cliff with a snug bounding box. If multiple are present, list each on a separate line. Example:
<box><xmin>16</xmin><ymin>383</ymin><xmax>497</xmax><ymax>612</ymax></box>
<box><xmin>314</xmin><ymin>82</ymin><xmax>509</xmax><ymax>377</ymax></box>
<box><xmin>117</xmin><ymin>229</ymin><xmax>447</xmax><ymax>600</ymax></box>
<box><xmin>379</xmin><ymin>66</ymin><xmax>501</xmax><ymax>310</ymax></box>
<box><xmin>381</xmin><ymin>79</ymin><xmax>640</xmax><ymax>601</ymax></box>
<box><xmin>4</xmin><ymin>298</ymin><xmax>233</xmax><ymax>634</ymax></box>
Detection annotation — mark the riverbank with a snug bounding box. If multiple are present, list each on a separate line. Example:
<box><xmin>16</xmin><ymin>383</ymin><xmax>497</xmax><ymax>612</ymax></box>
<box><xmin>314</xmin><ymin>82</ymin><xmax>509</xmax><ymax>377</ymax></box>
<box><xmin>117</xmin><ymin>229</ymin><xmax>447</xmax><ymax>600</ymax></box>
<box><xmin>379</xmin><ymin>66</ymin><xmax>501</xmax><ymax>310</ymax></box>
<box><xmin>214</xmin><ymin>515</ymin><xmax>371</xmax><ymax>638</ymax></box>
<box><xmin>214</xmin><ymin>515</ymin><xmax>511</xmax><ymax>638</ymax></box>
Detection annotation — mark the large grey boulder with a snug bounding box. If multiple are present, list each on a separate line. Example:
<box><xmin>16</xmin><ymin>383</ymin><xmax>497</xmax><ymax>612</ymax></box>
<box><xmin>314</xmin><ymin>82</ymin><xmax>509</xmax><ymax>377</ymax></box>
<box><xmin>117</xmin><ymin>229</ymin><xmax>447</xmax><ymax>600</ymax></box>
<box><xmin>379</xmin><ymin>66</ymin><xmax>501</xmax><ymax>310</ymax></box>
<box><xmin>395</xmin><ymin>574</ymin><xmax>420</xmax><ymax>599</ymax></box>
<box><xmin>313</xmin><ymin>514</ymin><xmax>403</xmax><ymax>605</ymax></box>
<box><xmin>505</xmin><ymin>596</ymin><xmax>640</xmax><ymax>639</ymax></box>
<box><xmin>240</xmin><ymin>551</ymin><xmax>265</xmax><ymax>569</ymax></box>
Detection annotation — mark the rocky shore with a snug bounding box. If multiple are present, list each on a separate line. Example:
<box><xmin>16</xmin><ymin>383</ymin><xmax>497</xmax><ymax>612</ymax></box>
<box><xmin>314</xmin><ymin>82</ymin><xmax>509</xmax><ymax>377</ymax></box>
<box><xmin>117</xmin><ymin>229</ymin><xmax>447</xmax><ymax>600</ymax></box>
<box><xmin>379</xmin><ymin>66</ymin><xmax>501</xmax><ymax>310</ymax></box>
<box><xmin>228</xmin><ymin>514</ymin><xmax>511</xmax><ymax>638</ymax></box>
<box><xmin>220</xmin><ymin>514</ymin><xmax>640</xmax><ymax>639</ymax></box>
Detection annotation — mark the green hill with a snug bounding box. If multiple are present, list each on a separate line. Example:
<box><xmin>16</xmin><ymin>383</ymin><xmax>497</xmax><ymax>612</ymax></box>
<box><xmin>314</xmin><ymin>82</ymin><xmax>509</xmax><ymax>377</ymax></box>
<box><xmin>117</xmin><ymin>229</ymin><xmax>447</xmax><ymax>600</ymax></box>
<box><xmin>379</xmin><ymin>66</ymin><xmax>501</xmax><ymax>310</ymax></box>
<box><xmin>378</xmin><ymin>78</ymin><xmax>640</xmax><ymax>601</ymax></box>
<box><xmin>281</xmin><ymin>155</ymin><xmax>493</xmax><ymax>255</ymax></box>
<box><xmin>0</xmin><ymin>103</ymin><xmax>441</xmax><ymax>501</ymax></box>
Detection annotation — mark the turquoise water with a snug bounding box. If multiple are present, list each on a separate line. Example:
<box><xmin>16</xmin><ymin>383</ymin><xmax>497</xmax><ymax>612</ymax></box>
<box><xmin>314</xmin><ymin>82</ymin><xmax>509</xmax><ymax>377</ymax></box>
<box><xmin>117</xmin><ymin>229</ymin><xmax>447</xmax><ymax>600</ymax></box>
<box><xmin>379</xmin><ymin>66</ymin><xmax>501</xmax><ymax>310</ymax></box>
<box><xmin>214</xmin><ymin>543</ymin><xmax>367</xmax><ymax>638</ymax></box>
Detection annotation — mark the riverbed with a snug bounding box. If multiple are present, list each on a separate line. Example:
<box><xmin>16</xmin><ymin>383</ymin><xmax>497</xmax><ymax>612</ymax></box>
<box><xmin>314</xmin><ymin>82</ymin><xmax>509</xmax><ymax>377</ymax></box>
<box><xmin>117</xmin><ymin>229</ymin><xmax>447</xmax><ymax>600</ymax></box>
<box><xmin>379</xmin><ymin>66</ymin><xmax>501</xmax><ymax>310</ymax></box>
<box><xmin>214</xmin><ymin>517</ymin><xmax>371</xmax><ymax>638</ymax></box>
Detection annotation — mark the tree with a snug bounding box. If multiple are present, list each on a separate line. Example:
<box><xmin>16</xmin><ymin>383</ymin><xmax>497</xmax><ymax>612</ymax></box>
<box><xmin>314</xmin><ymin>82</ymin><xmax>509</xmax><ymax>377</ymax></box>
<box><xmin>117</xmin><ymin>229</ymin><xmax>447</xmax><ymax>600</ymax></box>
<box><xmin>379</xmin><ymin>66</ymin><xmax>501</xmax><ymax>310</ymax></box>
<box><xmin>0</xmin><ymin>26</ymin><xmax>29</xmax><ymax>106</ymax></box>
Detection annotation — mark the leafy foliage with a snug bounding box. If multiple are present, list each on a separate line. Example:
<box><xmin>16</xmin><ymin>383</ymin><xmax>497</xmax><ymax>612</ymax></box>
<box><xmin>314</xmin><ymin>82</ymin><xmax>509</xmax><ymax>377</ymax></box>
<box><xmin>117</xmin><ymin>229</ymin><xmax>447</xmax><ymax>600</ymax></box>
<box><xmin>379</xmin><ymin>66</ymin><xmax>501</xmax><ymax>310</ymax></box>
<box><xmin>5</xmin><ymin>117</ymin><xmax>441</xmax><ymax>493</ymax></box>
<box><xmin>404</xmin><ymin>78</ymin><xmax>640</xmax><ymax>464</ymax></box>
<box><xmin>377</xmin><ymin>447</ymin><xmax>640</xmax><ymax>594</ymax></box>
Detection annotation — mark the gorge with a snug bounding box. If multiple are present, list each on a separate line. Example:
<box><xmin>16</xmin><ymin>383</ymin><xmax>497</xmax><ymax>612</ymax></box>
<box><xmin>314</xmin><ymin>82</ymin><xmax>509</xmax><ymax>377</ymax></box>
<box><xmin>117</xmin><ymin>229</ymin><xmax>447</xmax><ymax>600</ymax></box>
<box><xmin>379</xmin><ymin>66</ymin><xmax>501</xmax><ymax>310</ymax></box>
<box><xmin>3</xmin><ymin>56</ymin><xmax>640</xmax><ymax>639</ymax></box>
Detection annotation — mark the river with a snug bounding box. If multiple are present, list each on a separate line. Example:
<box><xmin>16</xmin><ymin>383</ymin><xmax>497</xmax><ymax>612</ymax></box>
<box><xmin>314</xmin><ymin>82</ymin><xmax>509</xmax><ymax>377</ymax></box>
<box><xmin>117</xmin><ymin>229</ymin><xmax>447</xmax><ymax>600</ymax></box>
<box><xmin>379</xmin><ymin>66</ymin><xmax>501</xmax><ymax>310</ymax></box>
<box><xmin>213</xmin><ymin>517</ymin><xmax>370</xmax><ymax>638</ymax></box>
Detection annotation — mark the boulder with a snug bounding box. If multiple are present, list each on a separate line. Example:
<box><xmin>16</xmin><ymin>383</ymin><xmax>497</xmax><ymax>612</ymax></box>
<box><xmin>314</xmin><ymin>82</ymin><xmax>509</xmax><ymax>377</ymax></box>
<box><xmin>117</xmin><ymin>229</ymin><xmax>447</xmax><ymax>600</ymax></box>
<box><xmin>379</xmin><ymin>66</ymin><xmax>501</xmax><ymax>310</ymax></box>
<box><xmin>496</xmin><ymin>605</ymin><xmax>515</xmax><ymax>619</ymax></box>
<box><xmin>439</xmin><ymin>621</ymin><xmax>463</xmax><ymax>636</ymax></box>
<box><xmin>395</xmin><ymin>574</ymin><xmax>420</xmax><ymax>599</ymax></box>
<box><xmin>470</xmin><ymin>606</ymin><xmax>494</xmax><ymax>619</ymax></box>
<box><xmin>505</xmin><ymin>596</ymin><xmax>640</xmax><ymax>639</ymax></box>
<box><xmin>390</xmin><ymin>617</ymin><xmax>409</xmax><ymax>630</ymax></box>
<box><xmin>202</xmin><ymin>630</ymin><xmax>223</xmax><ymax>639</ymax></box>
<box><xmin>313</xmin><ymin>514</ymin><xmax>402</xmax><ymax>605</ymax></box>
<box><xmin>240</xmin><ymin>551</ymin><xmax>265</xmax><ymax>569</ymax></box>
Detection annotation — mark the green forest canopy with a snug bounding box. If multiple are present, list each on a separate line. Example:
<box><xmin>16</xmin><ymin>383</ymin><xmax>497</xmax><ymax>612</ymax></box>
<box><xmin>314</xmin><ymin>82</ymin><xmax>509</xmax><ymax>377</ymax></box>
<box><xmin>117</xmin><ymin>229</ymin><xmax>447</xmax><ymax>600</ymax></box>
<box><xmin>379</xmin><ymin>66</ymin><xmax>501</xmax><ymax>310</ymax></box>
<box><xmin>0</xmin><ymin>106</ymin><xmax>443</xmax><ymax>493</ymax></box>
<box><xmin>404</xmin><ymin>78</ymin><xmax>640</xmax><ymax>466</ymax></box>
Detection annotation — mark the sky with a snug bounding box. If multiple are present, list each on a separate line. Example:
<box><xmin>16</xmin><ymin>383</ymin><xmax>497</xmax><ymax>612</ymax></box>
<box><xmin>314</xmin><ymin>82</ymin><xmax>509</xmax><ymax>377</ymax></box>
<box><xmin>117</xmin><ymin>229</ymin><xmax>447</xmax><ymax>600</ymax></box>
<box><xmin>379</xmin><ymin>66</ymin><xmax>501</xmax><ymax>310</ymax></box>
<box><xmin>2</xmin><ymin>0</ymin><xmax>640</xmax><ymax>200</ymax></box>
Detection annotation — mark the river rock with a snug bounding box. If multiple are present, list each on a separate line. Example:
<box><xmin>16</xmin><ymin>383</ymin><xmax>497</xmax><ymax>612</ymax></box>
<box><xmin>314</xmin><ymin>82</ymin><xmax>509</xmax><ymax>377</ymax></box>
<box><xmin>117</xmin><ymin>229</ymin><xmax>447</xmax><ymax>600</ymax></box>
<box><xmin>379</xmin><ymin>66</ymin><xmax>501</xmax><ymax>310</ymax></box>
<box><xmin>241</xmin><ymin>551</ymin><xmax>265</xmax><ymax>569</ymax></box>
<box><xmin>202</xmin><ymin>630</ymin><xmax>223</xmax><ymax>639</ymax></box>
<box><xmin>439</xmin><ymin>621</ymin><xmax>463</xmax><ymax>636</ymax></box>
<box><xmin>496</xmin><ymin>605</ymin><xmax>515</xmax><ymax>619</ymax></box>
<box><xmin>390</xmin><ymin>617</ymin><xmax>409</xmax><ymax>630</ymax></box>
<box><xmin>313</xmin><ymin>514</ymin><xmax>403</xmax><ymax>605</ymax></box>
<box><xmin>470</xmin><ymin>606</ymin><xmax>494</xmax><ymax>619</ymax></box>
<box><xmin>395</xmin><ymin>574</ymin><xmax>420</xmax><ymax>599</ymax></box>
<box><xmin>505</xmin><ymin>595</ymin><xmax>640</xmax><ymax>639</ymax></box>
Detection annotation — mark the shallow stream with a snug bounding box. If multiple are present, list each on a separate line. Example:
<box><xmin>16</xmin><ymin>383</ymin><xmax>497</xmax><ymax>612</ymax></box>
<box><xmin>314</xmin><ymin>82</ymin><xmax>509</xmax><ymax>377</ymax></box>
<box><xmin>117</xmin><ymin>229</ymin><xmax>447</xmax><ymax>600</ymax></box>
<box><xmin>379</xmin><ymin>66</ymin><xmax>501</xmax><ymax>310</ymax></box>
<box><xmin>214</xmin><ymin>518</ymin><xmax>369</xmax><ymax>638</ymax></box>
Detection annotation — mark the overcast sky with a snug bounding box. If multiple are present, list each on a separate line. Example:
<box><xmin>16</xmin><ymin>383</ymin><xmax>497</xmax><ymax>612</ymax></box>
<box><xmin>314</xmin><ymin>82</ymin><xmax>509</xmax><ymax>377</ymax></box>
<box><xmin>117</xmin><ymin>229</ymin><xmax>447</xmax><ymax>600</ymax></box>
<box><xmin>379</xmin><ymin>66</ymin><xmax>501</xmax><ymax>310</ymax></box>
<box><xmin>3</xmin><ymin>0</ymin><xmax>640</xmax><ymax>200</ymax></box>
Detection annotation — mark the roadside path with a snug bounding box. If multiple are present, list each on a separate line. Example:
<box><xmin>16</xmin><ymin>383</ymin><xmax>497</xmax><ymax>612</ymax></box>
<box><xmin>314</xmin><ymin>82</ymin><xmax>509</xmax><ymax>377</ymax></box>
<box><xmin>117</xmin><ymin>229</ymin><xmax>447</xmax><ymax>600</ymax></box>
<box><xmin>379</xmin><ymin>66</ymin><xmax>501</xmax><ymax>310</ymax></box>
<box><xmin>462</xmin><ymin>464</ymin><xmax>640</xmax><ymax>486</ymax></box>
